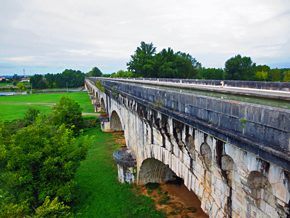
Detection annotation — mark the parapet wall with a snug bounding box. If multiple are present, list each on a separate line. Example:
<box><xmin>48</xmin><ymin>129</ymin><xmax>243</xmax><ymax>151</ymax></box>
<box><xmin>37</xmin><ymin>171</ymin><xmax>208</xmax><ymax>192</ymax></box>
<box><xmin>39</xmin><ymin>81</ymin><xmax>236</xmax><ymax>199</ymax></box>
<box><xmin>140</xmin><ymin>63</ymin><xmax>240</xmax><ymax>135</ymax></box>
<box><xmin>100</xmin><ymin>79</ymin><xmax>290</xmax><ymax>171</ymax></box>
<box><xmin>109</xmin><ymin>77</ymin><xmax>290</xmax><ymax>91</ymax></box>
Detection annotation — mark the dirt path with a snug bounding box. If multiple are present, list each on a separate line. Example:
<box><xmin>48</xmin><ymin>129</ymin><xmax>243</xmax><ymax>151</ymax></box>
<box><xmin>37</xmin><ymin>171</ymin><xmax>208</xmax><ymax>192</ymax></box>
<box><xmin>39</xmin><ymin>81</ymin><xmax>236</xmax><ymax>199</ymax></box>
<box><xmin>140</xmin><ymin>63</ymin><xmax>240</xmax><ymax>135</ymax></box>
<box><xmin>82</xmin><ymin>113</ymin><xmax>100</xmax><ymax>116</ymax></box>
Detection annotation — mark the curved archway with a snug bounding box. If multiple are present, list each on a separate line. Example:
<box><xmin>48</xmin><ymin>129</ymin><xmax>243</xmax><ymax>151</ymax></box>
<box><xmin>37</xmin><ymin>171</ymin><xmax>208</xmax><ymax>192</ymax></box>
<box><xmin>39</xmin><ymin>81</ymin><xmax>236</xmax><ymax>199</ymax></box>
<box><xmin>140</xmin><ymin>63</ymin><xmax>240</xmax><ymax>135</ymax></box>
<box><xmin>139</xmin><ymin>158</ymin><xmax>175</xmax><ymax>185</ymax></box>
<box><xmin>248</xmin><ymin>171</ymin><xmax>272</xmax><ymax>200</ymax></box>
<box><xmin>138</xmin><ymin>157</ymin><xmax>208</xmax><ymax>217</ymax></box>
<box><xmin>110</xmin><ymin>111</ymin><xmax>123</xmax><ymax>132</ymax></box>
<box><xmin>101</xmin><ymin>98</ymin><xmax>106</xmax><ymax>111</ymax></box>
<box><xmin>200</xmin><ymin>143</ymin><xmax>212</xmax><ymax>168</ymax></box>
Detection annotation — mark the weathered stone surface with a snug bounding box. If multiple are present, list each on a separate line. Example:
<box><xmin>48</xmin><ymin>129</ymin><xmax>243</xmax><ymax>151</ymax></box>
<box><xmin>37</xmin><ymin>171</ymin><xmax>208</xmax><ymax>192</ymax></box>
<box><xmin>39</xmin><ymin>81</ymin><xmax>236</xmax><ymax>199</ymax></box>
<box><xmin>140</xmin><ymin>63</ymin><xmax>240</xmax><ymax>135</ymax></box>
<box><xmin>86</xmin><ymin>78</ymin><xmax>290</xmax><ymax>218</ymax></box>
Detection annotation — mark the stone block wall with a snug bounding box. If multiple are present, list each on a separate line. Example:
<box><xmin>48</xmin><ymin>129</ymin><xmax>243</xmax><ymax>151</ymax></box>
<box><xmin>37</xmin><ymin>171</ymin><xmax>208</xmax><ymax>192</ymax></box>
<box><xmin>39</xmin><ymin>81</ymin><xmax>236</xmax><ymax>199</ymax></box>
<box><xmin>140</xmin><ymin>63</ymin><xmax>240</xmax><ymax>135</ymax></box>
<box><xmin>86</xmin><ymin>78</ymin><xmax>290</xmax><ymax>218</ymax></box>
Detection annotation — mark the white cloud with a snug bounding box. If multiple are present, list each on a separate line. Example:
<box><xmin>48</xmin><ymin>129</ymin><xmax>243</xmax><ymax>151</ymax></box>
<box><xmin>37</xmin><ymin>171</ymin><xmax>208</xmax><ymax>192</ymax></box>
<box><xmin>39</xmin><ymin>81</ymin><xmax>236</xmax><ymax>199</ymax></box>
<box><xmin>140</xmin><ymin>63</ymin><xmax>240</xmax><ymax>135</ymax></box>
<box><xmin>0</xmin><ymin>0</ymin><xmax>290</xmax><ymax>75</ymax></box>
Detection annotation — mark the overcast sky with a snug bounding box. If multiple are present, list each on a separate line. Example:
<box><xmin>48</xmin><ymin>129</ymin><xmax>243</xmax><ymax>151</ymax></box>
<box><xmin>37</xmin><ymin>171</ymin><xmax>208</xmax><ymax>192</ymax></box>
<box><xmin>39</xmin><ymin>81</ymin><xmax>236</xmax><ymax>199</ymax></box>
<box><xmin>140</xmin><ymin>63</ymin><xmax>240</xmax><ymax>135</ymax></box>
<box><xmin>1</xmin><ymin>0</ymin><xmax>290</xmax><ymax>76</ymax></box>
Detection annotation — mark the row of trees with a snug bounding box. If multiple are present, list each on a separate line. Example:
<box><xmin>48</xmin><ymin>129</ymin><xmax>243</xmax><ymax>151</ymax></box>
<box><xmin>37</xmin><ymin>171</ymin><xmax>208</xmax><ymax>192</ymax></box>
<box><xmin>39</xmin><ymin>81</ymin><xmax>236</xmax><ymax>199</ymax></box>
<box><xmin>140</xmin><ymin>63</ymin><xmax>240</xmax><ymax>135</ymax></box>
<box><xmin>0</xmin><ymin>97</ymin><xmax>92</xmax><ymax>217</ymax></box>
<box><xmin>29</xmin><ymin>67</ymin><xmax>103</xmax><ymax>89</ymax></box>
<box><xmin>105</xmin><ymin>42</ymin><xmax>290</xmax><ymax>82</ymax></box>
<box><xmin>30</xmin><ymin>69</ymin><xmax>86</xmax><ymax>89</ymax></box>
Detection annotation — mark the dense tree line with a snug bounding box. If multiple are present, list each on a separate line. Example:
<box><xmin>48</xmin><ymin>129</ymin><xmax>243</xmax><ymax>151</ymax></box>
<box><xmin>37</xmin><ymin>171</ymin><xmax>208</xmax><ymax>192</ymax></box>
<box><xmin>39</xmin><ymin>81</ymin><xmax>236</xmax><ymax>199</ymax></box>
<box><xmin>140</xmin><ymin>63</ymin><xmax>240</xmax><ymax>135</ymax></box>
<box><xmin>30</xmin><ymin>69</ymin><xmax>85</xmax><ymax>89</ymax></box>
<box><xmin>0</xmin><ymin>97</ymin><xmax>92</xmax><ymax>217</ymax></box>
<box><xmin>29</xmin><ymin>67</ymin><xmax>103</xmax><ymax>89</ymax></box>
<box><xmin>103</xmin><ymin>41</ymin><xmax>290</xmax><ymax>82</ymax></box>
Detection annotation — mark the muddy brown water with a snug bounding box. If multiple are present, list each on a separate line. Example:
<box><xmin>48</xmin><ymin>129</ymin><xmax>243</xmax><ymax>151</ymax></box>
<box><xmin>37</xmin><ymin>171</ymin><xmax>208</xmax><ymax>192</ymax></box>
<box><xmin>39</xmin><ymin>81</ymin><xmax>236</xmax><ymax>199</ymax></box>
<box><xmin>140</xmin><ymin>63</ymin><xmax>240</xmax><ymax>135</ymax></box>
<box><xmin>139</xmin><ymin>183</ymin><xmax>209</xmax><ymax>218</ymax></box>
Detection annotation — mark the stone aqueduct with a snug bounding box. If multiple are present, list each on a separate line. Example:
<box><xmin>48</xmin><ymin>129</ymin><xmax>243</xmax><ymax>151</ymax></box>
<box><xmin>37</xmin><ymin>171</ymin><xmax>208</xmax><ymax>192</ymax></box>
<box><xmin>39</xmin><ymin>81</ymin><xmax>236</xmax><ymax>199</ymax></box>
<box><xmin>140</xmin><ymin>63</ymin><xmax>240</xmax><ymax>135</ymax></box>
<box><xmin>85</xmin><ymin>78</ymin><xmax>290</xmax><ymax>218</ymax></box>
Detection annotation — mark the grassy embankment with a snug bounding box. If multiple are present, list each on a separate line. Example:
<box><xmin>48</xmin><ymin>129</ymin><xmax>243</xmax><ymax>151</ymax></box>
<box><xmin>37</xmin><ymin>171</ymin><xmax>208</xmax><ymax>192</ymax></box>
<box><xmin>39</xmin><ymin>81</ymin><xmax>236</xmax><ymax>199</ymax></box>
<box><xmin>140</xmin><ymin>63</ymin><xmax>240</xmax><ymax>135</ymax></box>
<box><xmin>72</xmin><ymin>127</ymin><xmax>166</xmax><ymax>218</ymax></box>
<box><xmin>0</xmin><ymin>92</ymin><xmax>166</xmax><ymax>217</ymax></box>
<box><xmin>0</xmin><ymin>92</ymin><xmax>95</xmax><ymax>121</ymax></box>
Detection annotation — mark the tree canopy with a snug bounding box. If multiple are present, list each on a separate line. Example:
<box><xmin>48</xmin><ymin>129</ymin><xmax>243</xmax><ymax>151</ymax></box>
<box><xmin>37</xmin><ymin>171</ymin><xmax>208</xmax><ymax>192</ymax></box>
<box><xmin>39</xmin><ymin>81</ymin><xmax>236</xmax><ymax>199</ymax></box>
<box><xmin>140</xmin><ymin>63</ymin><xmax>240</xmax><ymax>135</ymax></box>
<box><xmin>224</xmin><ymin>54</ymin><xmax>256</xmax><ymax>80</ymax></box>
<box><xmin>0</xmin><ymin>117</ymin><xmax>92</xmax><ymax>217</ymax></box>
<box><xmin>49</xmin><ymin>96</ymin><xmax>85</xmax><ymax>135</ymax></box>
<box><xmin>127</xmin><ymin>41</ymin><xmax>200</xmax><ymax>78</ymax></box>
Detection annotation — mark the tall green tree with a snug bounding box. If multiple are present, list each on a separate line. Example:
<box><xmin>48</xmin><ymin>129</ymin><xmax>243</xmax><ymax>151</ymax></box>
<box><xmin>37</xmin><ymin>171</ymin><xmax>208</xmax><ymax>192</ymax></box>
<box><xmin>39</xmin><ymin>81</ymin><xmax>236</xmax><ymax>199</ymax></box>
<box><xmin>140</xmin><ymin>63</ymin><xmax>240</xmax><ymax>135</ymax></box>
<box><xmin>49</xmin><ymin>96</ymin><xmax>85</xmax><ymax>135</ymax></box>
<box><xmin>268</xmin><ymin>68</ymin><xmax>281</xmax><ymax>82</ymax></box>
<box><xmin>224</xmin><ymin>54</ymin><xmax>256</xmax><ymax>80</ymax></box>
<box><xmin>283</xmin><ymin>70</ymin><xmax>290</xmax><ymax>82</ymax></box>
<box><xmin>127</xmin><ymin>41</ymin><xmax>157</xmax><ymax>77</ymax></box>
<box><xmin>255</xmin><ymin>70</ymin><xmax>268</xmax><ymax>81</ymax></box>
<box><xmin>87</xmin><ymin>67</ymin><xmax>102</xmax><ymax>77</ymax></box>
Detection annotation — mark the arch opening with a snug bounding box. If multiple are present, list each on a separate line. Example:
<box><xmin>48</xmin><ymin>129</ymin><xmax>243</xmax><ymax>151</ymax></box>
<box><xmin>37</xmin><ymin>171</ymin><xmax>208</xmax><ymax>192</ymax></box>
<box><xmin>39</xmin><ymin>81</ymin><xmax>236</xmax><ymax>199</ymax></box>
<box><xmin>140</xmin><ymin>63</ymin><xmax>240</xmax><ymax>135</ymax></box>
<box><xmin>110</xmin><ymin>111</ymin><xmax>123</xmax><ymax>132</ymax></box>
<box><xmin>100</xmin><ymin>98</ymin><xmax>106</xmax><ymax>112</ymax></box>
<box><xmin>138</xmin><ymin>158</ymin><xmax>208</xmax><ymax>217</ymax></box>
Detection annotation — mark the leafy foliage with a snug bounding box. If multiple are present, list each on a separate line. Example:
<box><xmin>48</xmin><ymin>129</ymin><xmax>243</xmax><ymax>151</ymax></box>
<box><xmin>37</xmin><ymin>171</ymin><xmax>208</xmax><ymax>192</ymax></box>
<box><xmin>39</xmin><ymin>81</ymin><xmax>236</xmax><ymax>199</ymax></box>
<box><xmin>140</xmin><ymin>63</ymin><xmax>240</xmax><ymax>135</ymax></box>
<box><xmin>127</xmin><ymin>42</ymin><xmax>200</xmax><ymax>78</ymax></box>
<box><xmin>224</xmin><ymin>54</ymin><xmax>256</xmax><ymax>80</ymax></box>
<box><xmin>23</xmin><ymin>107</ymin><xmax>40</xmax><ymax>126</ymax></box>
<box><xmin>198</xmin><ymin>67</ymin><xmax>224</xmax><ymax>80</ymax></box>
<box><xmin>283</xmin><ymin>70</ymin><xmax>290</xmax><ymax>82</ymax></box>
<box><xmin>50</xmin><ymin>96</ymin><xmax>85</xmax><ymax>135</ymax></box>
<box><xmin>256</xmin><ymin>70</ymin><xmax>268</xmax><ymax>81</ymax></box>
<box><xmin>86</xmin><ymin>67</ymin><xmax>102</xmax><ymax>77</ymax></box>
<box><xmin>30</xmin><ymin>69</ymin><xmax>86</xmax><ymax>89</ymax></box>
<box><xmin>0</xmin><ymin>117</ymin><xmax>92</xmax><ymax>216</ymax></box>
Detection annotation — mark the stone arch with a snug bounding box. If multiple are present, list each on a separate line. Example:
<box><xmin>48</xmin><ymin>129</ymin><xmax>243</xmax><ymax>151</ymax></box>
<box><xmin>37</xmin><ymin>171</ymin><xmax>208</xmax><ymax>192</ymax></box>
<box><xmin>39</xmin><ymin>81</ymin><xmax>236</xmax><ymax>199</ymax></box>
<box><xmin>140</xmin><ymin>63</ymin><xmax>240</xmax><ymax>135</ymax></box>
<box><xmin>248</xmin><ymin>171</ymin><xmax>272</xmax><ymax>200</ymax></box>
<box><xmin>101</xmin><ymin>98</ymin><xmax>106</xmax><ymax>111</ymax></box>
<box><xmin>138</xmin><ymin>158</ymin><xmax>175</xmax><ymax>185</ymax></box>
<box><xmin>200</xmin><ymin>142</ymin><xmax>212</xmax><ymax>168</ymax></box>
<box><xmin>110</xmin><ymin>111</ymin><xmax>123</xmax><ymax>132</ymax></box>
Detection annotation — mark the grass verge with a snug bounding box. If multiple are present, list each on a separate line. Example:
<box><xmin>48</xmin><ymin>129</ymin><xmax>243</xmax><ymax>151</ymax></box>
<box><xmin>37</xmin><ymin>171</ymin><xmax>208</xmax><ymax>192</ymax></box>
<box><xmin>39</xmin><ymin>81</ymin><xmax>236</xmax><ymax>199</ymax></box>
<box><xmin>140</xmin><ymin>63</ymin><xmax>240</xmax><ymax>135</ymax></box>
<box><xmin>71</xmin><ymin>127</ymin><xmax>166</xmax><ymax>218</ymax></box>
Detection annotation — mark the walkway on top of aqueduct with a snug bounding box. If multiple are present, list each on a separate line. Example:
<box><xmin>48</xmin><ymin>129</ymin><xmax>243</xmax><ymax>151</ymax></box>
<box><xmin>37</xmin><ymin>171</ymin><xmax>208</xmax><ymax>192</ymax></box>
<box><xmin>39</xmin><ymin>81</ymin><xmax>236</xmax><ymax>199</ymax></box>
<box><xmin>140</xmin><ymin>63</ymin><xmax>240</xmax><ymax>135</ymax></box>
<box><xmin>85</xmin><ymin>77</ymin><xmax>290</xmax><ymax>218</ymax></box>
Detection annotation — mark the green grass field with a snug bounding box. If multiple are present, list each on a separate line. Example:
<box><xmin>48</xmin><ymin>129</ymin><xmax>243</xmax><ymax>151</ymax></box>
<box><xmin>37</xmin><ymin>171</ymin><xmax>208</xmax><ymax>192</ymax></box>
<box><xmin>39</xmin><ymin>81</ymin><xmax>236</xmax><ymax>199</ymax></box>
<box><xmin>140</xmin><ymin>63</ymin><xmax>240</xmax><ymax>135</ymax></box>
<box><xmin>0</xmin><ymin>92</ymin><xmax>95</xmax><ymax>121</ymax></box>
<box><xmin>71</xmin><ymin>127</ymin><xmax>166</xmax><ymax>218</ymax></box>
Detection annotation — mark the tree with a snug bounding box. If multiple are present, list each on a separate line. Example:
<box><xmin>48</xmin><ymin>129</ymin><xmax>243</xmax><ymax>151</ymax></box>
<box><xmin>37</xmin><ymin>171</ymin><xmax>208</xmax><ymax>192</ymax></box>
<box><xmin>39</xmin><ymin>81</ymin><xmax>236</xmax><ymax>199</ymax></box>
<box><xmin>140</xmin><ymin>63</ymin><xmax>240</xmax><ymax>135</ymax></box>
<box><xmin>0</xmin><ymin>118</ymin><xmax>91</xmax><ymax>216</ymax></box>
<box><xmin>23</xmin><ymin>107</ymin><xmax>40</xmax><ymax>126</ymax></box>
<box><xmin>268</xmin><ymin>68</ymin><xmax>281</xmax><ymax>82</ymax></box>
<box><xmin>49</xmin><ymin>96</ymin><xmax>85</xmax><ymax>135</ymax></box>
<box><xmin>224</xmin><ymin>54</ymin><xmax>256</xmax><ymax>80</ymax></box>
<box><xmin>87</xmin><ymin>67</ymin><xmax>102</xmax><ymax>77</ymax></box>
<box><xmin>110</xmin><ymin>70</ymin><xmax>136</xmax><ymax>78</ymax></box>
<box><xmin>283</xmin><ymin>70</ymin><xmax>290</xmax><ymax>82</ymax></box>
<box><xmin>256</xmin><ymin>70</ymin><xmax>268</xmax><ymax>81</ymax></box>
<box><xmin>197</xmin><ymin>68</ymin><xmax>224</xmax><ymax>80</ymax></box>
<box><xmin>127</xmin><ymin>41</ymin><xmax>157</xmax><ymax>77</ymax></box>
<box><xmin>17</xmin><ymin>83</ymin><xmax>25</xmax><ymax>90</ymax></box>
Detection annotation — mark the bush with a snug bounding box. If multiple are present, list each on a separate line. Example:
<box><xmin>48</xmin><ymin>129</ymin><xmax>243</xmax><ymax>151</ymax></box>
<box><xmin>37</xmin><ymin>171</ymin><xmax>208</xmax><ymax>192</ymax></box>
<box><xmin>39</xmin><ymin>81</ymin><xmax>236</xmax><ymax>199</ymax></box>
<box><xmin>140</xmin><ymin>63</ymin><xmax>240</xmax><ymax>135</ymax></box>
<box><xmin>23</xmin><ymin>107</ymin><xmax>40</xmax><ymax>126</ymax></box>
<box><xmin>50</xmin><ymin>96</ymin><xmax>85</xmax><ymax>135</ymax></box>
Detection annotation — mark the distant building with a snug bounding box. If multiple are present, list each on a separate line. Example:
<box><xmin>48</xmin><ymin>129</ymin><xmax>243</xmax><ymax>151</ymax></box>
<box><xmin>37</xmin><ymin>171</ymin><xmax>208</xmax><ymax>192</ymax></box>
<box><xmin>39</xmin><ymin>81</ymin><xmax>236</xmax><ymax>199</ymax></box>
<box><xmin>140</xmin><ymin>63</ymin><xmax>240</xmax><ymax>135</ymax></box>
<box><xmin>21</xmin><ymin>78</ymin><xmax>30</xmax><ymax>82</ymax></box>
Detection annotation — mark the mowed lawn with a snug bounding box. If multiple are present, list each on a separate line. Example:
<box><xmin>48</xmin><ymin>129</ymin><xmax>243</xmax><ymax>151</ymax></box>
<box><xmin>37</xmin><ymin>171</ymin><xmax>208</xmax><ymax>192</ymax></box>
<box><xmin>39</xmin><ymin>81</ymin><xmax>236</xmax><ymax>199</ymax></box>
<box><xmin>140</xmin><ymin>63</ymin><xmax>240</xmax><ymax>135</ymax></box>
<box><xmin>0</xmin><ymin>92</ymin><xmax>95</xmax><ymax>121</ymax></box>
